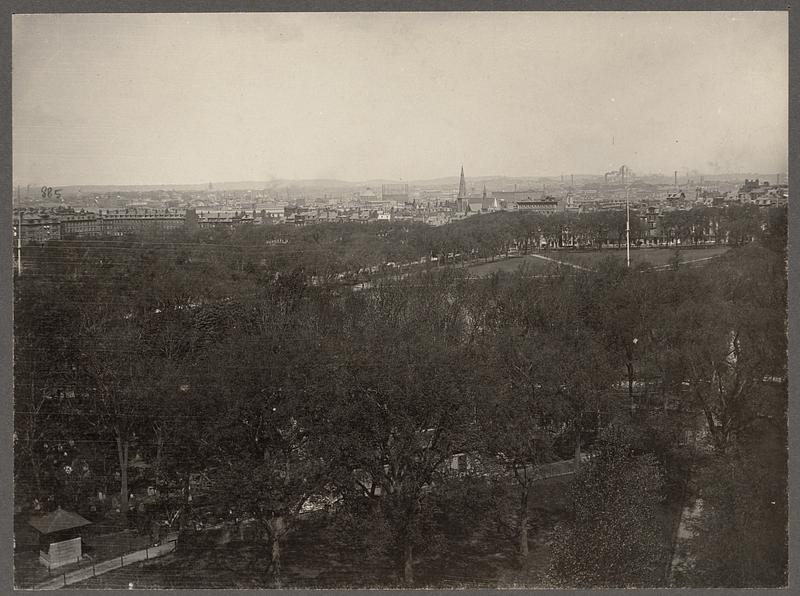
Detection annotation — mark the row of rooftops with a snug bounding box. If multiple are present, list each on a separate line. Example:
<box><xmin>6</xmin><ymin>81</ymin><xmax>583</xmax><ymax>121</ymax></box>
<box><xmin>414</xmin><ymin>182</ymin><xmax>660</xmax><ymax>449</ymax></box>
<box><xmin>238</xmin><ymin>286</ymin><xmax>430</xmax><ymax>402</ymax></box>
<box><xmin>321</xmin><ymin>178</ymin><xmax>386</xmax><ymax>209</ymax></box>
<box><xmin>13</xmin><ymin>188</ymin><xmax>788</xmax><ymax>236</ymax></box>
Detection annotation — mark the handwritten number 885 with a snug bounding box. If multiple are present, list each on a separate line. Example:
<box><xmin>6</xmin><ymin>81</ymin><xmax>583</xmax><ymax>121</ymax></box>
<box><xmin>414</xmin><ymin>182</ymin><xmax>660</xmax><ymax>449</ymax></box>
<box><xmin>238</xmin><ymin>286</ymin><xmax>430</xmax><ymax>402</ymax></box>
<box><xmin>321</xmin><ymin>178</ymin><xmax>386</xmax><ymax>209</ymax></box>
<box><xmin>41</xmin><ymin>187</ymin><xmax>62</xmax><ymax>199</ymax></box>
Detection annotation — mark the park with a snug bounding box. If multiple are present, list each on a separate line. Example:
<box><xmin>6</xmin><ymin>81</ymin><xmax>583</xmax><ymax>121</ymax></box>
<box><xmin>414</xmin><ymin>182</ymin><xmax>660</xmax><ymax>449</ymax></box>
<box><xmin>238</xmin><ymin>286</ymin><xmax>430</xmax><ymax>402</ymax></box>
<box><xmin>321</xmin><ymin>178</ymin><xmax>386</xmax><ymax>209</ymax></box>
<box><xmin>13</xmin><ymin>205</ymin><xmax>787</xmax><ymax>589</ymax></box>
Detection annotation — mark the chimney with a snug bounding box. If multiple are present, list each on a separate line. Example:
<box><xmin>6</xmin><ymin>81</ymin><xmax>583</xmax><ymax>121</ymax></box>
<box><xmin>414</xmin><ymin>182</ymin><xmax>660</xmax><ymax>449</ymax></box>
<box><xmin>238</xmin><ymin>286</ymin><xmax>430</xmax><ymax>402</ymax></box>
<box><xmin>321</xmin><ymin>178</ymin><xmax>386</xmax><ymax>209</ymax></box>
<box><xmin>674</xmin><ymin>171</ymin><xmax>678</xmax><ymax>188</ymax></box>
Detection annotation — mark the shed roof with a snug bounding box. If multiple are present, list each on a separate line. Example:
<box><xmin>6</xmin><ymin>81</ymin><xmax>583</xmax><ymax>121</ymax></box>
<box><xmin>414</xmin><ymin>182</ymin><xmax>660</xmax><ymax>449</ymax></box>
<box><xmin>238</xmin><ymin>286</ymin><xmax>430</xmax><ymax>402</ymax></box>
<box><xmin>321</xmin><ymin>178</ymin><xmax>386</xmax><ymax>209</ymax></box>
<box><xmin>28</xmin><ymin>508</ymin><xmax>92</xmax><ymax>535</ymax></box>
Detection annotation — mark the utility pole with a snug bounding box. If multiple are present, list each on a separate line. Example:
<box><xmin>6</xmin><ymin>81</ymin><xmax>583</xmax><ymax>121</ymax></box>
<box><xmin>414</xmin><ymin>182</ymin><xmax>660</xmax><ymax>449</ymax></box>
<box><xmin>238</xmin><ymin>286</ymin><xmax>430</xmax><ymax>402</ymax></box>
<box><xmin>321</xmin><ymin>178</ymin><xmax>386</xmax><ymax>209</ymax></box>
<box><xmin>626</xmin><ymin>186</ymin><xmax>631</xmax><ymax>268</ymax></box>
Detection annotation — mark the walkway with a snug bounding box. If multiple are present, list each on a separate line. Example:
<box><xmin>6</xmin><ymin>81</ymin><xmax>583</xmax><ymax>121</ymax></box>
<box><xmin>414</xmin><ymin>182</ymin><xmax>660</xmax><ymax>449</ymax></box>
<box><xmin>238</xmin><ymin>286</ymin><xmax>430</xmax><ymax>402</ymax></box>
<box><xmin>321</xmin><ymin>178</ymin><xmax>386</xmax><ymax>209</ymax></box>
<box><xmin>525</xmin><ymin>253</ymin><xmax>594</xmax><ymax>272</ymax></box>
<box><xmin>647</xmin><ymin>254</ymin><xmax>726</xmax><ymax>271</ymax></box>
<box><xmin>14</xmin><ymin>531</ymin><xmax>176</xmax><ymax>590</ymax></box>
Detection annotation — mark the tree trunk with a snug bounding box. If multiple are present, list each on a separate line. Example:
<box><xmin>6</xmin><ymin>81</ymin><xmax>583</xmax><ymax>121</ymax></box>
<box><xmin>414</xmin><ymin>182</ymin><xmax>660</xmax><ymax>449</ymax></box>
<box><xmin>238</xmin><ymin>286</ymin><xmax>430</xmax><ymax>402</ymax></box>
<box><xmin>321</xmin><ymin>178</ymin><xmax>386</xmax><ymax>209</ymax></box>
<box><xmin>574</xmin><ymin>430</ymin><xmax>581</xmax><ymax>472</ymax></box>
<box><xmin>116</xmin><ymin>434</ymin><xmax>129</xmax><ymax>512</ymax></box>
<box><xmin>518</xmin><ymin>512</ymin><xmax>529</xmax><ymax>559</ymax></box>
<box><xmin>712</xmin><ymin>423</ymin><xmax>730</xmax><ymax>455</ymax></box>
<box><xmin>153</xmin><ymin>428</ymin><xmax>164</xmax><ymax>490</ymax></box>
<box><xmin>518</xmin><ymin>483</ymin><xmax>530</xmax><ymax>559</ymax></box>
<box><xmin>28</xmin><ymin>437</ymin><xmax>43</xmax><ymax>496</ymax></box>
<box><xmin>32</xmin><ymin>455</ymin><xmax>42</xmax><ymax>496</ymax></box>
<box><xmin>403</xmin><ymin>542</ymin><xmax>414</xmax><ymax>586</ymax></box>
<box><xmin>267</xmin><ymin>516</ymin><xmax>287</xmax><ymax>587</ymax></box>
<box><xmin>627</xmin><ymin>360</ymin><xmax>635</xmax><ymax>413</ymax></box>
<box><xmin>700</xmin><ymin>405</ymin><xmax>727</xmax><ymax>455</ymax></box>
<box><xmin>271</xmin><ymin>536</ymin><xmax>282</xmax><ymax>588</ymax></box>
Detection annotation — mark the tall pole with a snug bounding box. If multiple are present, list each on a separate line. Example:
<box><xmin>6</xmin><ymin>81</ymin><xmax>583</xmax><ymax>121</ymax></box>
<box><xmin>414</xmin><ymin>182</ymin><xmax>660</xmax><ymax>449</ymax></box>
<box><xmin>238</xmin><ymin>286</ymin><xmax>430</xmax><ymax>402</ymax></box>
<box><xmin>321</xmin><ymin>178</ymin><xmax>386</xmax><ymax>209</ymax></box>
<box><xmin>626</xmin><ymin>187</ymin><xmax>630</xmax><ymax>268</ymax></box>
<box><xmin>17</xmin><ymin>210</ymin><xmax>23</xmax><ymax>276</ymax></box>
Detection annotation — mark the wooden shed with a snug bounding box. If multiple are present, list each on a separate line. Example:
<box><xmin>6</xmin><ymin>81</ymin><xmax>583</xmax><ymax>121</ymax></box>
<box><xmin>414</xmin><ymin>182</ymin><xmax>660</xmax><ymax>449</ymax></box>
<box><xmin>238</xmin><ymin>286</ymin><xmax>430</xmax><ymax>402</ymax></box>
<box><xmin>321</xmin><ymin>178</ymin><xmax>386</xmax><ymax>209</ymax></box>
<box><xmin>28</xmin><ymin>507</ymin><xmax>92</xmax><ymax>569</ymax></box>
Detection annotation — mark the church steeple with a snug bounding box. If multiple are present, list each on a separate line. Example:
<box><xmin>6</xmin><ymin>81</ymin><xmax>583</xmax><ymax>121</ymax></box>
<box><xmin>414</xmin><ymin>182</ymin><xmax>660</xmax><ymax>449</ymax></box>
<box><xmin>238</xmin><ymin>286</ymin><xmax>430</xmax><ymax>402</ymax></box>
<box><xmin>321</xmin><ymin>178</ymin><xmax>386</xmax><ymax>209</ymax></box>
<box><xmin>458</xmin><ymin>166</ymin><xmax>467</xmax><ymax>199</ymax></box>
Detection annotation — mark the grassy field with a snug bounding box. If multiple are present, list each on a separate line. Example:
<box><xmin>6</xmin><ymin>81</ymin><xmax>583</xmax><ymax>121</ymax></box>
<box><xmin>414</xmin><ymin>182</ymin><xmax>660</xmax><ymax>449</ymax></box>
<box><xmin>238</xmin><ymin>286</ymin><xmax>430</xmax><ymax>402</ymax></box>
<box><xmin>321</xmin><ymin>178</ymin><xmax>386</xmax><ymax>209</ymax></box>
<box><xmin>467</xmin><ymin>246</ymin><xmax>730</xmax><ymax>277</ymax></box>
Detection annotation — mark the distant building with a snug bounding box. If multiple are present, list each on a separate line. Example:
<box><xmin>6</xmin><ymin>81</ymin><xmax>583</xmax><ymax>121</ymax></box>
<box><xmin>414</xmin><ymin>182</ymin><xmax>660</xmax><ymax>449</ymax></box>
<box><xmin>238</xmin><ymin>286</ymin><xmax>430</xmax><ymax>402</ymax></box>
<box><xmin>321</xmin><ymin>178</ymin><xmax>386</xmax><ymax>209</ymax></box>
<box><xmin>515</xmin><ymin>197</ymin><xmax>561</xmax><ymax>215</ymax></box>
<box><xmin>595</xmin><ymin>198</ymin><xmax>628</xmax><ymax>211</ymax></box>
<box><xmin>98</xmin><ymin>208</ymin><xmax>186</xmax><ymax>235</ymax></box>
<box><xmin>381</xmin><ymin>184</ymin><xmax>409</xmax><ymax>204</ymax></box>
<box><xmin>359</xmin><ymin>188</ymin><xmax>379</xmax><ymax>202</ymax></box>
<box><xmin>194</xmin><ymin>209</ymin><xmax>253</xmax><ymax>229</ymax></box>
<box><xmin>425</xmin><ymin>213</ymin><xmax>449</xmax><ymax>226</ymax></box>
<box><xmin>739</xmin><ymin>179</ymin><xmax>762</xmax><ymax>193</ymax></box>
<box><xmin>475</xmin><ymin>185</ymin><xmax>499</xmax><ymax>212</ymax></box>
<box><xmin>14</xmin><ymin>212</ymin><xmax>62</xmax><ymax>242</ymax></box>
<box><xmin>604</xmin><ymin>165</ymin><xmax>633</xmax><ymax>185</ymax></box>
<box><xmin>492</xmin><ymin>189</ymin><xmax>545</xmax><ymax>205</ymax></box>
<box><xmin>59</xmin><ymin>212</ymin><xmax>103</xmax><ymax>237</ymax></box>
<box><xmin>696</xmin><ymin>189</ymin><xmax>726</xmax><ymax>206</ymax></box>
<box><xmin>255</xmin><ymin>206</ymin><xmax>285</xmax><ymax>224</ymax></box>
<box><xmin>638</xmin><ymin>205</ymin><xmax>663</xmax><ymax>241</ymax></box>
<box><xmin>465</xmin><ymin>198</ymin><xmax>483</xmax><ymax>214</ymax></box>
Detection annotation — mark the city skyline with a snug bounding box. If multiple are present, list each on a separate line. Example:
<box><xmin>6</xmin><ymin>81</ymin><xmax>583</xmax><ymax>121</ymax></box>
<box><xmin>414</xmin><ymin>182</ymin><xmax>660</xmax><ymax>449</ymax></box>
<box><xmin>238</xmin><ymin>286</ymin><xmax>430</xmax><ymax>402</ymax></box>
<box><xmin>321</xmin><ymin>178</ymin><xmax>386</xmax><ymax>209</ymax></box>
<box><xmin>13</xmin><ymin>12</ymin><xmax>788</xmax><ymax>187</ymax></box>
<box><xmin>11</xmin><ymin>165</ymin><xmax>790</xmax><ymax>195</ymax></box>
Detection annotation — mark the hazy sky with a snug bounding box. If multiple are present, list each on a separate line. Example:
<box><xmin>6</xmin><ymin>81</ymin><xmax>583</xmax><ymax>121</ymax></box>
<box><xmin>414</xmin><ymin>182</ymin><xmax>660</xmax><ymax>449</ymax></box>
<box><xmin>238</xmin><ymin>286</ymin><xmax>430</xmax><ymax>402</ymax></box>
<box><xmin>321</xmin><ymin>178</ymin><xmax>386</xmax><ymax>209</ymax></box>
<box><xmin>13</xmin><ymin>12</ymin><xmax>788</xmax><ymax>186</ymax></box>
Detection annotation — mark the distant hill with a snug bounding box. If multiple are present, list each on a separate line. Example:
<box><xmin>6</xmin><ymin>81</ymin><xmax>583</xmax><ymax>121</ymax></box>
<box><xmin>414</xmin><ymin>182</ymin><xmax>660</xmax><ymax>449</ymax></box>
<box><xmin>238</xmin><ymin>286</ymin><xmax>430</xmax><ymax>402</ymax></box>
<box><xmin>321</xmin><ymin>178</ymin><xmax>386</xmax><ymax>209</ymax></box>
<box><xmin>24</xmin><ymin>172</ymin><xmax>784</xmax><ymax>197</ymax></box>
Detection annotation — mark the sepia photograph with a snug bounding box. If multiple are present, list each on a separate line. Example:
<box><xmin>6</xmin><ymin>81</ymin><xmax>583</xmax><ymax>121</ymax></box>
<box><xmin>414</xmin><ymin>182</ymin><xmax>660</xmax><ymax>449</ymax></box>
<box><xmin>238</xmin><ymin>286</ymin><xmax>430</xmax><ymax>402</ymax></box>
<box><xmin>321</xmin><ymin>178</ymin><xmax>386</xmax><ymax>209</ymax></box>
<box><xmin>10</xmin><ymin>8</ymin><xmax>789</xmax><ymax>590</ymax></box>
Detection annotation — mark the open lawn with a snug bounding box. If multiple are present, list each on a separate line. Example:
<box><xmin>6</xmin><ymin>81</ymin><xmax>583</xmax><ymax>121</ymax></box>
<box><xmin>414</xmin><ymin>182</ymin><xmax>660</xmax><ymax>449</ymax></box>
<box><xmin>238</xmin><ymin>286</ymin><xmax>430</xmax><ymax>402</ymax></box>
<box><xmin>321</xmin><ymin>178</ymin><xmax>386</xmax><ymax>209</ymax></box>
<box><xmin>467</xmin><ymin>255</ymin><xmax>555</xmax><ymax>276</ymax></box>
<box><xmin>467</xmin><ymin>246</ymin><xmax>730</xmax><ymax>277</ymax></box>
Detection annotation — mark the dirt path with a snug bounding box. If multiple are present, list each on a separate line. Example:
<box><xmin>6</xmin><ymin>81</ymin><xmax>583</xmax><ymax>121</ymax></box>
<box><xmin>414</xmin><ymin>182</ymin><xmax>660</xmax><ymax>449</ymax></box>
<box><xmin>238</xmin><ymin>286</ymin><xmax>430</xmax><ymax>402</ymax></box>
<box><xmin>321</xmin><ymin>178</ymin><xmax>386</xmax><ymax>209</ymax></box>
<box><xmin>525</xmin><ymin>253</ymin><xmax>594</xmax><ymax>272</ymax></box>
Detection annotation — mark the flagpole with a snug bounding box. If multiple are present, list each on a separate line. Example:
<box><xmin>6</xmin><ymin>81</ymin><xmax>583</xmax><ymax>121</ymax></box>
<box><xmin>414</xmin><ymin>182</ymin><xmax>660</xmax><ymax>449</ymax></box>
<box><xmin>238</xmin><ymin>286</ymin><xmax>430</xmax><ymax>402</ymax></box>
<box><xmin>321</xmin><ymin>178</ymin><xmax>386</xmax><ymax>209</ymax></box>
<box><xmin>626</xmin><ymin>186</ymin><xmax>630</xmax><ymax>268</ymax></box>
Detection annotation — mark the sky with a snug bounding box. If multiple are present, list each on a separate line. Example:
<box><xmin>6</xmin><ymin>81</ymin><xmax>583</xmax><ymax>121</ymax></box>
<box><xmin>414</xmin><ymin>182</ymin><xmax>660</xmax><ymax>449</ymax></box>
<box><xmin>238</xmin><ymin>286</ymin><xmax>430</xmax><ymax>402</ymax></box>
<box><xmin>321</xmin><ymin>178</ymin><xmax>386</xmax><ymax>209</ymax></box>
<box><xmin>13</xmin><ymin>11</ymin><xmax>788</xmax><ymax>187</ymax></box>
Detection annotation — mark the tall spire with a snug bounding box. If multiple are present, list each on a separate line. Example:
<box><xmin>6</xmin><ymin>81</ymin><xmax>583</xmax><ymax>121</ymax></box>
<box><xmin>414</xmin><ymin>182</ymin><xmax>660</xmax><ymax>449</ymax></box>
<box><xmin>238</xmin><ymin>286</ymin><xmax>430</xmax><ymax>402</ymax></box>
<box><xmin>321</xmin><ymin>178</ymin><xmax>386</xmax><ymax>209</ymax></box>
<box><xmin>458</xmin><ymin>166</ymin><xmax>467</xmax><ymax>199</ymax></box>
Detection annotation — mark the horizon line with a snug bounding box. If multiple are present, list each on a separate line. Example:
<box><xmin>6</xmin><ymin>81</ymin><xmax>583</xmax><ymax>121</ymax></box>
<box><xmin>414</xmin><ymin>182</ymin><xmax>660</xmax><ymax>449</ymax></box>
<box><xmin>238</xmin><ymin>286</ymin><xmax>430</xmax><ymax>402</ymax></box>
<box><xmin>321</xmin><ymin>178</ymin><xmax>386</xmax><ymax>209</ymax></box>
<box><xmin>12</xmin><ymin>170</ymin><xmax>789</xmax><ymax>191</ymax></box>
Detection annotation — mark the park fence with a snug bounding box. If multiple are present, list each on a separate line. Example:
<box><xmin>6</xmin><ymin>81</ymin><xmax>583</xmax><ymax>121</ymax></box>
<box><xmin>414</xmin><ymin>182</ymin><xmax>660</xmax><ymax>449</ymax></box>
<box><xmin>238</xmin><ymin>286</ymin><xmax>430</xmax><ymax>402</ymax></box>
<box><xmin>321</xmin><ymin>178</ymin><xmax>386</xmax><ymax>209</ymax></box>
<box><xmin>31</xmin><ymin>538</ymin><xmax>176</xmax><ymax>590</ymax></box>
